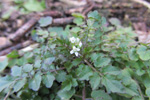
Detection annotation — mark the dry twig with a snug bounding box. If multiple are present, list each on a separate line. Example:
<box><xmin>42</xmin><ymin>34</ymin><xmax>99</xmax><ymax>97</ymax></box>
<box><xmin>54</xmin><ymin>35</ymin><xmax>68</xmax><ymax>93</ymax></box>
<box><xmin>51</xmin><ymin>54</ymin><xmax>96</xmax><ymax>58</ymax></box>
<box><xmin>53</xmin><ymin>17</ymin><xmax>74</xmax><ymax>25</ymax></box>
<box><xmin>82</xmin><ymin>0</ymin><xmax>95</xmax><ymax>15</ymax></box>
<box><xmin>8</xmin><ymin>11</ymin><xmax>62</xmax><ymax>42</ymax></box>
<box><xmin>0</xmin><ymin>40</ymin><xmax>33</xmax><ymax>56</ymax></box>
<box><xmin>131</xmin><ymin>0</ymin><xmax>150</xmax><ymax>9</ymax></box>
<box><xmin>8</xmin><ymin>16</ymin><xmax>40</xmax><ymax>41</ymax></box>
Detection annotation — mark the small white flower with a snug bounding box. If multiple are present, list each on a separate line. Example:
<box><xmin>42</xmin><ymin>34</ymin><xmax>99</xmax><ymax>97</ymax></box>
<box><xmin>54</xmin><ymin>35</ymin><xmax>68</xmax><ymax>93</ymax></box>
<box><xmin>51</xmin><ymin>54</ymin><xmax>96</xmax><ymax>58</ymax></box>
<box><xmin>76</xmin><ymin>38</ymin><xmax>80</xmax><ymax>43</ymax></box>
<box><xmin>79</xmin><ymin>42</ymin><xmax>82</xmax><ymax>47</ymax></box>
<box><xmin>70</xmin><ymin>46</ymin><xmax>80</xmax><ymax>57</ymax></box>
<box><xmin>73</xmin><ymin>46</ymin><xmax>80</xmax><ymax>51</ymax></box>
<box><xmin>69</xmin><ymin>37</ymin><xmax>76</xmax><ymax>43</ymax></box>
<box><xmin>75</xmin><ymin>52</ymin><xmax>79</xmax><ymax>56</ymax></box>
<box><xmin>70</xmin><ymin>50</ymin><xmax>74</xmax><ymax>54</ymax></box>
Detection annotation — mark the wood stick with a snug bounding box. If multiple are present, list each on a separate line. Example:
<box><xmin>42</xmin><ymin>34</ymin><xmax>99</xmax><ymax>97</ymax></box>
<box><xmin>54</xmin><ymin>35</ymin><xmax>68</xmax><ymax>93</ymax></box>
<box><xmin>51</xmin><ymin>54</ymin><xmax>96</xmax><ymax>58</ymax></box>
<box><xmin>65</xmin><ymin>6</ymin><xmax>85</xmax><ymax>14</ymax></box>
<box><xmin>0</xmin><ymin>42</ymin><xmax>13</xmax><ymax>51</ymax></box>
<box><xmin>38</xmin><ymin>10</ymin><xmax>63</xmax><ymax>17</ymax></box>
<box><xmin>8</xmin><ymin>11</ymin><xmax>63</xmax><ymax>42</ymax></box>
<box><xmin>82</xmin><ymin>0</ymin><xmax>95</xmax><ymax>15</ymax></box>
<box><xmin>131</xmin><ymin>0</ymin><xmax>150</xmax><ymax>9</ymax></box>
<box><xmin>0</xmin><ymin>43</ymin><xmax>39</xmax><ymax>61</ymax></box>
<box><xmin>8</xmin><ymin>16</ymin><xmax>40</xmax><ymax>42</ymax></box>
<box><xmin>53</xmin><ymin>17</ymin><xmax>74</xmax><ymax>25</ymax></box>
<box><xmin>0</xmin><ymin>40</ymin><xmax>33</xmax><ymax>56</ymax></box>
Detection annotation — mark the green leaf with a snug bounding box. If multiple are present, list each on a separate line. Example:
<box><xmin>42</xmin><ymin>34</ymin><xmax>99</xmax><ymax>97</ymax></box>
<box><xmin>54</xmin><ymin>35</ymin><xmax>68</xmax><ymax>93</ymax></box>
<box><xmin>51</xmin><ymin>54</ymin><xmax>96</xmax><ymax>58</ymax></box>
<box><xmin>45</xmin><ymin>57</ymin><xmax>55</xmax><ymax>65</ymax></box>
<box><xmin>109</xmin><ymin>18</ymin><xmax>121</xmax><ymax>27</ymax></box>
<box><xmin>91</xmin><ymin>90</ymin><xmax>112</xmax><ymax>100</ymax></box>
<box><xmin>24</xmin><ymin>0</ymin><xmax>45</xmax><ymax>12</ymax></box>
<box><xmin>72</xmin><ymin>13</ymin><xmax>84</xmax><ymax>19</ymax></box>
<box><xmin>90</xmin><ymin>53</ymin><xmax>103</xmax><ymax>61</ymax></box>
<box><xmin>102</xmin><ymin>65</ymin><xmax>120</xmax><ymax>75</ymax></box>
<box><xmin>37</xmin><ymin>30</ymin><xmax>49</xmax><ymax>38</ymax></box>
<box><xmin>132</xmin><ymin>96</ymin><xmax>143</xmax><ymax>100</ymax></box>
<box><xmin>88</xmin><ymin>10</ymin><xmax>101</xmax><ymax>20</ymax></box>
<box><xmin>89</xmin><ymin>72</ymin><xmax>101</xmax><ymax>90</ymax></box>
<box><xmin>94</xmin><ymin>57</ymin><xmax>111</xmax><ymax>67</ymax></box>
<box><xmin>38</xmin><ymin>16</ymin><xmax>53</xmax><ymax>27</ymax></box>
<box><xmin>101</xmin><ymin>17</ymin><xmax>107</xmax><ymax>26</ymax></box>
<box><xmin>0</xmin><ymin>58</ymin><xmax>8</xmax><ymax>72</ymax></box>
<box><xmin>142</xmin><ymin>74</ymin><xmax>150</xmax><ymax>88</ymax></box>
<box><xmin>136</xmin><ymin>69</ymin><xmax>145</xmax><ymax>76</ymax></box>
<box><xmin>73</xmin><ymin>18</ymin><xmax>84</xmax><ymax>25</ymax></box>
<box><xmin>58</xmin><ymin>88</ymin><xmax>75</xmax><ymax>100</ymax></box>
<box><xmin>7</xmin><ymin>50</ymin><xmax>19</xmax><ymax>58</ymax></box>
<box><xmin>137</xmin><ymin>45</ymin><xmax>150</xmax><ymax>61</ymax></box>
<box><xmin>61</xmin><ymin>80</ymin><xmax>72</xmax><ymax>91</ymax></box>
<box><xmin>23</xmin><ymin>64</ymin><xmax>33</xmax><ymax>72</ymax></box>
<box><xmin>71</xmin><ymin>78</ymin><xmax>78</xmax><ymax>87</ymax></box>
<box><xmin>146</xmin><ymin>88</ymin><xmax>150</xmax><ymax>96</ymax></box>
<box><xmin>123</xmin><ymin>81</ymin><xmax>139</xmax><ymax>97</ymax></box>
<box><xmin>11</xmin><ymin>66</ymin><xmax>22</xmax><ymax>77</ymax></box>
<box><xmin>61</xmin><ymin>76</ymin><xmax>77</xmax><ymax>91</ymax></box>
<box><xmin>29</xmin><ymin>72</ymin><xmax>42</xmax><ymax>91</ymax></box>
<box><xmin>1</xmin><ymin>11</ymin><xmax>11</xmax><ymax>20</ymax></box>
<box><xmin>42</xmin><ymin>73</ymin><xmax>55</xmax><ymax>88</ymax></box>
<box><xmin>71</xmin><ymin>27</ymin><xmax>81</xmax><ymax>33</ymax></box>
<box><xmin>128</xmin><ymin>48</ymin><xmax>139</xmax><ymax>61</ymax></box>
<box><xmin>72</xmin><ymin>58</ymin><xmax>82</xmax><ymax>66</ymax></box>
<box><xmin>94</xmin><ymin>29</ymin><xmax>103</xmax><ymax>38</ymax></box>
<box><xmin>13</xmin><ymin>78</ymin><xmax>26</xmax><ymax>92</ymax></box>
<box><xmin>48</xmin><ymin>27</ymin><xmax>63</xmax><ymax>34</ymax></box>
<box><xmin>0</xmin><ymin>76</ymin><xmax>14</xmax><ymax>92</ymax></box>
<box><xmin>102</xmin><ymin>77</ymin><xmax>124</xmax><ymax>93</ymax></box>
<box><xmin>34</xmin><ymin>60</ymin><xmax>42</xmax><ymax>68</ymax></box>
<box><xmin>56</xmin><ymin>71</ymin><xmax>67</xmax><ymax>82</ymax></box>
<box><xmin>17</xmin><ymin>57</ymin><xmax>27</xmax><ymax>66</ymax></box>
<box><xmin>76</xmin><ymin>64</ymin><xmax>93</xmax><ymax>81</ymax></box>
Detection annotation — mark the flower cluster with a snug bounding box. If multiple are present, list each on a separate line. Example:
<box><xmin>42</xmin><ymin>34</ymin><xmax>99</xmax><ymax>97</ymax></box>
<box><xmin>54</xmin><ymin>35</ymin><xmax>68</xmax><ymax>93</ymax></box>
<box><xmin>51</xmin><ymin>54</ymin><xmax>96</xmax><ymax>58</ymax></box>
<box><xmin>69</xmin><ymin>37</ymin><xmax>82</xmax><ymax>57</ymax></box>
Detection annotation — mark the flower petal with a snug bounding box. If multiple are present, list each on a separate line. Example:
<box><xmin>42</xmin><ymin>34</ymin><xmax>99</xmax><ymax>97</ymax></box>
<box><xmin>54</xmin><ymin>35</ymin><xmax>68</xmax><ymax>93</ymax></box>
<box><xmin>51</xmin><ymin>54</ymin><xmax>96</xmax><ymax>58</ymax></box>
<box><xmin>75</xmin><ymin>52</ymin><xmax>79</xmax><ymax>56</ymax></box>
<box><xmin>70</xmin><ymin>37</ymin><xmax>76</xmax><ymax>43</ymax></box>
<box><xmin>76</xmin><ymin>38</ymin><xmax>80</xmax><ymax>42</ymax></box>
<box><xmin>73</xmin><ymin>46</ymin><xmax>76</xmax><ymax>50</ymax></box>
<box><xmin>79</xmin><ymin>42</ymin><xmax>82</xmax><ymax>47</ymax></box>
<box><xmin>70</xmin><ymin>50</ymin><xmax>74</xmax><ymax>54</ymax></box>
<box><xmin>76</xmin><ymin>48</ymin><xmax>80</xmax><ymax>51</ymax></box>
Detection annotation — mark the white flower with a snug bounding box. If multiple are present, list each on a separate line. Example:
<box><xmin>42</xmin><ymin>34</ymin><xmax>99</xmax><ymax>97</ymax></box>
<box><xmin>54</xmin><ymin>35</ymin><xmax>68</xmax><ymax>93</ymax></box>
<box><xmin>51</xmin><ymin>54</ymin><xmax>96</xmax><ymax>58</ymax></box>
<box><xmin>70</xmin><ymin>46</ymin><xmax>80</xmax><ymax>57</ymax></box>
<box><xmin>75</xmin><ymin>52</ymin><xmax>79</xmax><ymax>56</ymax></box>
<box><xmin>70</xmin><ymin>50</ymin><xmax>74</xmax><ymax>54</ymax></box>
<box><xmin>79</xmin><ymin>42</ymin><xmax>82</xmax><ymax>47</ymax></box>
<box><xmin>73</xmin><ymin>46</ymin><xmax>80</xmax><ymax>51</ymax></box>
<box><xmin>69</xmin><ymin>37</ymin><xmax>76</xmax><ymax>43</ymax></box>
<box><xmin>69</xmin><ymin>37</ymin><xmax>82</xmax><ymax>57</ymax></box>
<box><xmin>76</xmin><ymin>38</ymin><xmax>80</xmax><ymax>43</ymax></box>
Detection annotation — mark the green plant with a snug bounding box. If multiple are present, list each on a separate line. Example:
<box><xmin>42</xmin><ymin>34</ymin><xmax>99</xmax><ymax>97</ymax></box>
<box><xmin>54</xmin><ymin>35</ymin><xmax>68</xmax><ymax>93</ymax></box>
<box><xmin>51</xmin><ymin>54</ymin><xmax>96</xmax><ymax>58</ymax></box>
<box><xmin>14</xmin><ymin>0</ymin><xmax>46</xmax><ymax>14</ymax></box>
<box><xmin>0</xmin><ymin>11</ymin><xmax>150</xmax><ymax>100</ymax></box>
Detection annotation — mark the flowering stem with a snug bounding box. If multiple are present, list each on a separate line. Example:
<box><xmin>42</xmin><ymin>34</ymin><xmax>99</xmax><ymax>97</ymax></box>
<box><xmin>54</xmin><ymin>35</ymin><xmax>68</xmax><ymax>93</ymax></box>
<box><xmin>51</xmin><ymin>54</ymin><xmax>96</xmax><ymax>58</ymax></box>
<box><xmin>84</xmin><ymin>59</ymin><xmax>103</xmax><ymax>76</ymax></box>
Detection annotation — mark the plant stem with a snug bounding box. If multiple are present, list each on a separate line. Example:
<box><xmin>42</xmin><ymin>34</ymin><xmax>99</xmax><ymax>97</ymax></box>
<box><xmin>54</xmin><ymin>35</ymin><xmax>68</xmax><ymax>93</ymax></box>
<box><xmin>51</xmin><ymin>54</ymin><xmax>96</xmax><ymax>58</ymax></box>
<box><xmin>43</xmin><ymin>67</ymin><xmax>66</xmax><ymax>74</ymax></box>
<box><xmin>135</xmin><ymin>79</ymin><xmax>144</xmax><ymax>100</ymax></box>
<box><xmin>74</xmin><ymin>94</ymin><xmax>82</xmax><ymax>98</ymax></box>
<box><xmin>50</xmin><ymin>67</ymin><xmax>66</xmax><ymax>72</ymax></box>
<box><xmin>82</xmin><ymin>86</ymin><xmax>86</xmax><ymax>100</ymax></box>
<box><xmin>4</xmin><ymin>89</ymin><xmax>11</xmax><ymax>100</ymax></box>
<box><xmin>84</xmin><ymin>59</ymin><xmax>103</xmax><ymax>76</ymax></box>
